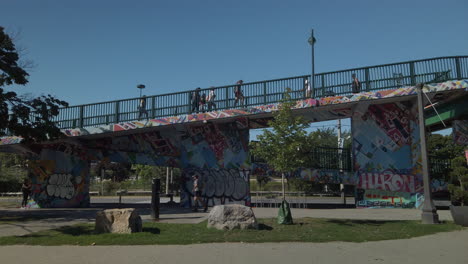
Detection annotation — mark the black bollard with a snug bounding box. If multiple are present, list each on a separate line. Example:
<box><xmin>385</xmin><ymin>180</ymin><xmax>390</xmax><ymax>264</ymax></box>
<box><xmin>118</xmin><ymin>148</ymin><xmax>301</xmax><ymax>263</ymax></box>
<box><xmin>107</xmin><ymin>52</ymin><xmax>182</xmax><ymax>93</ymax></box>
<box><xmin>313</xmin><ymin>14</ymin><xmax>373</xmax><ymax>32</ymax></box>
<box><xmin>151</xmin><ymin>178</ymin><xmax>160</xmax><ymax>220</ymax></box>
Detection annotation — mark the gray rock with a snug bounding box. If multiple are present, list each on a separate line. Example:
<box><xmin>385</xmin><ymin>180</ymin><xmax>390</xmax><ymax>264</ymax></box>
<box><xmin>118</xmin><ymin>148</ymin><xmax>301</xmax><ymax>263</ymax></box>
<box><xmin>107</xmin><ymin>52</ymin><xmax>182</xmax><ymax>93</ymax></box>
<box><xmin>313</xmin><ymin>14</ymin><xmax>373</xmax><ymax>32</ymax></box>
<box><xmin>207</xmin><ymin>204</ymin><xmax>258</xmax><ymax>230</ymax></box>
<box><xmin>95</xmin><ymin>208</ymin><xmax>142</xmax><ymax>234</ymax></box>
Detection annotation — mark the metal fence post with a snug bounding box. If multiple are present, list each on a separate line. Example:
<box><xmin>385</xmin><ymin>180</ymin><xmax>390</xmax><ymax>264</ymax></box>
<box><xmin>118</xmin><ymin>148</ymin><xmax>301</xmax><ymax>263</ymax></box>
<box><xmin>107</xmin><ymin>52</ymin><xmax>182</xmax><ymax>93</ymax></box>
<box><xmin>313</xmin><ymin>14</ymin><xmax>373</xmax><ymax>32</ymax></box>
<box><xmin>152</xmin><ymin>96</ymin><xmax>156</xmax><ymax>118</ymax></box>
<box><xmin>263</xmin><ymin>82</ymin><xmax>267</xmax><ymax>103</ymax></box>
<box><xmin>410</xmin><ymin>62</ymin><xmax>416</xmax><ymax>86</ymax></box>
<box><xmin>455</xmin><ymin>57</ymin><xmax>462</xmax><ymax>80</ymax></box>
<box><xmin>321</xmin><ymin>74</ymin><xmax>325</xmax><ymax>97</ymax></box>
<box><xmin>365</xmin><ymin>68</ymin><xmax>370</xmax><ymax>91</ymax></box>
<box><xmin>79</xmin><ymin>106</ymin><xmax>84</xmax><ymax>128</ymax></box>
<box><xmin>114</xmin><ymin>101</ymin><xmax>120</xmax><ymax>123</ymax></box>
<box><xmin>225</xmin><ymin>86</ymin><xmax>229</xmax><ymax>109</ymax></box>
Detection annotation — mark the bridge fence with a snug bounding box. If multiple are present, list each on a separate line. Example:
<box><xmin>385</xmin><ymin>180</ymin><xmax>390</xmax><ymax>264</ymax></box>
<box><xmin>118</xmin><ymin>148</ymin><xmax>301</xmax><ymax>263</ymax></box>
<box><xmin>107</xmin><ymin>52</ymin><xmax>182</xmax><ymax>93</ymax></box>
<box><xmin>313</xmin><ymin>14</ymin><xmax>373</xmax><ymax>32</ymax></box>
<box><xmin>6</xmin><ymin>56</ymin><xmax>468</xmax><ymax>130</ymax></box>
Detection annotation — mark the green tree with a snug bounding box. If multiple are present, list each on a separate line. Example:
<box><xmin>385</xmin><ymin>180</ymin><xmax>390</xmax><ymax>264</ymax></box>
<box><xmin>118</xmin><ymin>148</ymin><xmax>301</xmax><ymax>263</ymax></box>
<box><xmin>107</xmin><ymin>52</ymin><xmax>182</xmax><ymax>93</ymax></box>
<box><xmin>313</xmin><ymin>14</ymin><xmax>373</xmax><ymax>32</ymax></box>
<box><xmin>0</xmin><ymin>26</ymin><xmax>68</xmax><ymax>143</ymax></box>
<box><xmin>93</xmin><ymin>161</ymin><xmax>131</xmax><ymax>182</ymax></box>
<box><xmin>132</xmin><ymin>164</ymin><xmax>182</xmax><ymax>193</ymax></box>
<box><xmin>427</xmin><ymin>133</ymin><xmax>464</xmax><ymax>158</ymax></box>
<box><xmin>0</xmin><ymin>152</ymin><xmax>27</xmax><ymax>192</ymax></box>
<box><xmin>250</xmin><ymin>88</ymin><xmax>309</xmax><ymax>199</ymax></box>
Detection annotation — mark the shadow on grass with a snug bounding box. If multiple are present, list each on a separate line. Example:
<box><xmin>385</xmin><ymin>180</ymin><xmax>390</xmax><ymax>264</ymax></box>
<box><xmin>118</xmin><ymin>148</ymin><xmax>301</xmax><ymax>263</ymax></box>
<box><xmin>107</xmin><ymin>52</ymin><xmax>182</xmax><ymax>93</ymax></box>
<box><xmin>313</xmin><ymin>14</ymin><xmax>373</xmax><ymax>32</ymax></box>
<box><xmin>258</xmin><ymin>223</ymin><xmax>273</xmax><ymax>231</ymax></box>
<box><xmin>55</xmin><ymin>225</ymin><xmax>95</xmax><ymax>236</ymax></box>
<box><xmin>53</xmin><ymin>225</ymin><xmax>161</xmax><ymax>236</ymax></box>
<box><xmin>325</xmin><ymin>219</ymin><xmax>402</xmax><ymax>226</ymax></box>
<box><xmin>142</xmin><ymin>227</ymin><xmax>160</xmax><ymax>234</ymax></box>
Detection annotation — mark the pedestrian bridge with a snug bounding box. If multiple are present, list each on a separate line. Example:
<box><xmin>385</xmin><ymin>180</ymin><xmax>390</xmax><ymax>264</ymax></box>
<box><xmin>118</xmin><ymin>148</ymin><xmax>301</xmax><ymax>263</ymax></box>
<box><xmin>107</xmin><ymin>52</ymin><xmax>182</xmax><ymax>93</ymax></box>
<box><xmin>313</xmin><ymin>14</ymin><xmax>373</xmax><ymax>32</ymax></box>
<box><xmin>0</xmin><ymin>56</ymin><xmax>467</xmax><ymax>209</ymax></box>
<box><xmin>42</xmin><ymin>56</ymin><xmax>468</xmax><ymax>130</ymax></box>
<box><xmin>1</xmin><ymin>56</ymin><xmax>467</xmax><ymax>142</ymax></box>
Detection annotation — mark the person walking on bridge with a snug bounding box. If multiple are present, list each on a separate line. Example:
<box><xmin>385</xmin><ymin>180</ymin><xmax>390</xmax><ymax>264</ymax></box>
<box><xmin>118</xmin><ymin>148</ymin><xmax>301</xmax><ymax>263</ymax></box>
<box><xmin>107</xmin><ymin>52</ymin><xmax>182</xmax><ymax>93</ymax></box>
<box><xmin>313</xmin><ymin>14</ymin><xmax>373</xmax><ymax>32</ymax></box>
<box><xmin>191</xmin><ymin>88</ymin><xmax>201</xmax><ymax>113</ymax></box>
<box><xmin>207</xmin><ymin>87</ymin><xmax>217</xmax><ymax>111</ymax></box>
<box><xmin>304</xmin><ymin>79</ymin><xmax>311</xmax><ymax>98</ymax></box>
<box><xmin>138</xmin><ymin>96</ymin><xmax>148</xmax><ymax>120</ymax></box>
<box><xmin>352</xmin><ymin>74</ymin><xmax>361</xmax><ymax>94</ymax></box>
<box><xmin>234</xmin><ymin>80</ymin><xmax>245</xmax><ymax>107</ymax></box>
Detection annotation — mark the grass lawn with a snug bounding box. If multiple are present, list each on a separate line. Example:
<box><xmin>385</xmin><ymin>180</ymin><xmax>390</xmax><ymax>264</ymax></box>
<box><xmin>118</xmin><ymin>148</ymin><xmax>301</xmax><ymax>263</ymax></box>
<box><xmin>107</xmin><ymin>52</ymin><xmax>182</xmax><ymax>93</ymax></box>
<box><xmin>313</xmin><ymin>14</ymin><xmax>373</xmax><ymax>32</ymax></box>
<box><xmin>0</xmin><ymin>218</ymin><xmax>462</xmax><ymax>246</ymax></box>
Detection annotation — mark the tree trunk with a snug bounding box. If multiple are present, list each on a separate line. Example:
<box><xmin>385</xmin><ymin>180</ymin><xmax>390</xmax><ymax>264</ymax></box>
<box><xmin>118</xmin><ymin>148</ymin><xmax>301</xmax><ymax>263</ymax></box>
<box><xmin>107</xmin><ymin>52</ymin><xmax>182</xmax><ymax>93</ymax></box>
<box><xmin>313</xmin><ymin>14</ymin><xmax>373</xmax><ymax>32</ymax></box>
<box><xmin>282</xmin><ymin>173</ymin><xmax>286</xmax><ymax>200</ymax></box>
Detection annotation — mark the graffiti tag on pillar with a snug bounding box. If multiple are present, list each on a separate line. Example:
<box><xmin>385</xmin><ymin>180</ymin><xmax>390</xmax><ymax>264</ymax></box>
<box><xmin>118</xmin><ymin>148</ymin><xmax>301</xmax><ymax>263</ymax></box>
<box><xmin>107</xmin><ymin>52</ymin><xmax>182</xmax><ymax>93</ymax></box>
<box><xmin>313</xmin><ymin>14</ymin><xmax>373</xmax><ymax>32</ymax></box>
<box><xmin>181</xmin><ymin>168</ymin><xmax>250</xmax><ymax>206</ymax></box>
<box><xmin>46</xmin><ymin>174</ymin><xmax>76</xmax><ymax>200</ymax></box>
<box><xmin>358</xmin><ymin>170</ymin><xmax>416</xmax><ymax>192</ymax></box>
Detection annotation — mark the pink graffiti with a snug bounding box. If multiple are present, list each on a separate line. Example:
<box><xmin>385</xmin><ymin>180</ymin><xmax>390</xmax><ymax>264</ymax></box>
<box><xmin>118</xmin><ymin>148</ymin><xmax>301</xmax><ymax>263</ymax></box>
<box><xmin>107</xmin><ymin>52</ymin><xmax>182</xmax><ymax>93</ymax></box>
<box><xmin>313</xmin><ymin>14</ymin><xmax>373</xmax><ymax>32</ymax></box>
<box><xmin>358</xmin><ymin>170</ymin><xmax>415</xmax><ymax>192</ymax></box>
<box><xmin>0</xmin><ymin>136</ymin><xmax>23</xmax><ymax>145</ymax></box>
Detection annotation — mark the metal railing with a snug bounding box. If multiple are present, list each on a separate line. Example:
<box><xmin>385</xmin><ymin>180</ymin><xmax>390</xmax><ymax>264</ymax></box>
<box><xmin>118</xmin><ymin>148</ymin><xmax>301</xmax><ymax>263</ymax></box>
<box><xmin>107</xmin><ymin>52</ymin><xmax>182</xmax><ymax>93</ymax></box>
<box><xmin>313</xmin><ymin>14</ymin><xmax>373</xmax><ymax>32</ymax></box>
<box><xmin>304</xmin><ymin>147</ymin><xmax>353</xmax><ymax>171</ymax></box>
<box><xmin>50</xmin><ymin>56</ymin><xmax>467</xmax><ymax>129</ymax></box>
<box><xmin>252</xmin><ymin>147</ymin><xmax>452</xmax><ymax>176</ymax></box>
<box><xmin>252</xmin><ymin>146</ymin><xmax>352</xmax><ymax>171</ymax></box>
<box><xmin>429</xmin><ymin>156</ymin><xmax>452</xmax><ymax>179</ymax></box>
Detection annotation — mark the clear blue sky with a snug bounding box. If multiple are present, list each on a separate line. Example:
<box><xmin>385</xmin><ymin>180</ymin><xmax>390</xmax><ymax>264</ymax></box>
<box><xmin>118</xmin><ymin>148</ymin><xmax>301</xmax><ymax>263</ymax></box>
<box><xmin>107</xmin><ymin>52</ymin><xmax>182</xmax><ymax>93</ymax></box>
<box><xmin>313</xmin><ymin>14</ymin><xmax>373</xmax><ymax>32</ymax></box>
<box><xmin>3</xmin><ymin>0</ymin><xmax>467</xmax><ymax>137</ymax></box>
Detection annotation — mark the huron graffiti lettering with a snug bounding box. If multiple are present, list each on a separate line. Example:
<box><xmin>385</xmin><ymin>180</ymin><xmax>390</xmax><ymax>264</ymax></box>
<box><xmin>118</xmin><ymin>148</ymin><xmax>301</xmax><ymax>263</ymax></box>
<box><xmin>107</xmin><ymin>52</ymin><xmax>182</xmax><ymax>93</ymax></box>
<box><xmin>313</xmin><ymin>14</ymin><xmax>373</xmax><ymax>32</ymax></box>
<box><xmin>358</xmin><ymin>170</ymin><xmax>417</xmax><ymax>193</ymax></box>
<box><xmin>180</xmin><ymin>168</ymin><xmax>250</xmax><ymax>208</ymax></box>
<box><xmin>352</xmin><ymin>101</ymin><xmax>422</xmax><ymax>208</ymax></box>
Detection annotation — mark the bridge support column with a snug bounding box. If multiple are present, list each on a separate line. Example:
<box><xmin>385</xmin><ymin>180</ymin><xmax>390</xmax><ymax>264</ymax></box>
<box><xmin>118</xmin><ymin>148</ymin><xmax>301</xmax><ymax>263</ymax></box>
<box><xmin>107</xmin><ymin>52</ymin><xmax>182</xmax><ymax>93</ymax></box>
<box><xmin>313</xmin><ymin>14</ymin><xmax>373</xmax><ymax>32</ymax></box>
<box><xmin>417</xmin><ymin>84</ymin><xmax>439</xmax><ymax>224</ymax></box>
<box><xmin>28</xmin><ymin>146</ymin><xmax>90</xmax><ymax>208</ymax></box>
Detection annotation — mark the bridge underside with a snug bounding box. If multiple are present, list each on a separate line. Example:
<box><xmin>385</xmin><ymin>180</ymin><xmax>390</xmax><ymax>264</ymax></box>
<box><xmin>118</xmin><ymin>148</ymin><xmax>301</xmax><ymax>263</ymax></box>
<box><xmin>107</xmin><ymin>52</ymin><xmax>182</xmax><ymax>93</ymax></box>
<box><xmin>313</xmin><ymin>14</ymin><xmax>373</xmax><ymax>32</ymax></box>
<box><xmin>1</xmin><ymin>80</ymin><xmax>467</xmax><ymax>208</ymax></box>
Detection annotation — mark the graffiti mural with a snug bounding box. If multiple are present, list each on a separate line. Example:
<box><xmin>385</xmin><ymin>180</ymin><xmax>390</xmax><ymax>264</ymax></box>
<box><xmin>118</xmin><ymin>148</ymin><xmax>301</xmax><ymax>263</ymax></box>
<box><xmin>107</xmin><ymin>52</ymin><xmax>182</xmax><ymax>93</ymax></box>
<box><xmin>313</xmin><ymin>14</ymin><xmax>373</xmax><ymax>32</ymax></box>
<box><xmin>85</xmin><ymin>122</ymin><xmax>250</xmax><ymax>169</ymax></box>
<box><xmin>353</xmin><ymin>100</ymin><xmax>422</xmax><ymax>208</ymax></box>
<box><xmin>18</xmin><ymin>119</ymin><xmax>249</xmax><ymax>208</ymax></box>
<box><xmin>355</xmin><ymin>188</ymin><xmax>423</xmax><ymax>209</ymax></box>
<box><xmin>28</xmin><ymin>148</ymin><xmax>90</xmax><ymax>208</ymax></box>
<box><xmin>180</xmin><ymin>168</ymin><xmax>251</xmax><ymax>208</ymax></box>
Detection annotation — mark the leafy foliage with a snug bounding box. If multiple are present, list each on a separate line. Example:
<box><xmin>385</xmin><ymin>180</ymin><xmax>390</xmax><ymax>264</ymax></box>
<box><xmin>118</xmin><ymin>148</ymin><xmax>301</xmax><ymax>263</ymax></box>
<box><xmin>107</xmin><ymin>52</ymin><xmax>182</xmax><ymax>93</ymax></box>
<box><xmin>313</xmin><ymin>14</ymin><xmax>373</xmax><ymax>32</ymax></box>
<box><xmin>0</xmin><ymin>152</ymin><xmax>27</xmax><ymax>192</ymax></box>
<box><xmin>132</xmin><ymin>164</ymin><xmax>181</xmax><ymax>192</ymax></box>
<box><xmin>250</xmin><ymin>88</ymin><xmax>309</xmax><ymax>174</ymax></box>
<box><xmin>92</xmin><ymin>161</ymin><xmax>132</xmax><ymax>182</ymax></box>
<box><xmin>427</xmin><ymin>133</ymin><xmax>464</xmax><ymax>159</ymax></box>
<box><xmin>448</xmin><ymin>156</ymin><xmax>468</xmax><ymax>206</ymax></box>
<box><xmin>304</xmin><ymin>128</ymin><xmax>351</xmax><ymax>149</ymax></box>
<box><xmin>0</xmin><ymin>26</ymin><xmax>68</xmax><ymax>143</ymax></box>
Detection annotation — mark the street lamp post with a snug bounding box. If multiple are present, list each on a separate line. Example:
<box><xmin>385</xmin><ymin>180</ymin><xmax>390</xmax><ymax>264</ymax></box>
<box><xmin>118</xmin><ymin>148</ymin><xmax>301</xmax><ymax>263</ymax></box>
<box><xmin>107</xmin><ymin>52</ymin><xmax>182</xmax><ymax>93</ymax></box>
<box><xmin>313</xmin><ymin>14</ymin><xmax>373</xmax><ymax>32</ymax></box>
<box><xmin>417</xmin><ymin>83</ymin><xmax>439</xmax><ymax>224</ymax></box>
<box><xmin>308</xmin><ymin>29</ymin><xmax>316</xmax><ymax>98</ymax></box>
<box><xmin>137</xmin><ymin>84</ymin><xmax>146</xmax><ymax>98</ymax></box>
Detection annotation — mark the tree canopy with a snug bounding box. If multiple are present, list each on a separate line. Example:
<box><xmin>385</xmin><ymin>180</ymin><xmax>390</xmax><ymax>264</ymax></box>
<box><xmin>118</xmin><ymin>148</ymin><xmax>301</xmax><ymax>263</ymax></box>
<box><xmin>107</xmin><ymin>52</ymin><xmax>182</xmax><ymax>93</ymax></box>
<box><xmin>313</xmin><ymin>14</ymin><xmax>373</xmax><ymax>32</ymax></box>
<box><xmin>427</xmin><ymin>133</ymin><xmax>464</xmax><ymax>159</ymax></box>
<box><xmin>0</xmin><ymin>26</ymin><xmax>68</xmax><ymax>143</ymax></box>
<box><xmin>250</xmin><ymin>88</ymin><xmax>309</xmax><ymax>174</ymax></box>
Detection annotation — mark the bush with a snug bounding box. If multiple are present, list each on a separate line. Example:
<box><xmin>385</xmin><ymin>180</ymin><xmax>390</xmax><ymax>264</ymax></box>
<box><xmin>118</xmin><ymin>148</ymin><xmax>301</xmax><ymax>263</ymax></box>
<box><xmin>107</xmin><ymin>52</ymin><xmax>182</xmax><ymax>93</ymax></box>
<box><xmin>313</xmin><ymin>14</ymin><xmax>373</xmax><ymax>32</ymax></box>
<box><xmin>0</xmin><ymin>167</ymin><xmax>26</xmax><ymax>192</ymax></box>
<box><xmin>102</xmin><ymin>180</ymin><xmax>120</xmax><ymax>196</ymax></box>
<box><xmin>288</xmin><ymin>178</ymin><xmax>323</xmax><ymax>195</ymax></box>
<box><xmin>448</xmin><ymin>156</ymin><xmax>468</xmax><ymax>206</ymax></box>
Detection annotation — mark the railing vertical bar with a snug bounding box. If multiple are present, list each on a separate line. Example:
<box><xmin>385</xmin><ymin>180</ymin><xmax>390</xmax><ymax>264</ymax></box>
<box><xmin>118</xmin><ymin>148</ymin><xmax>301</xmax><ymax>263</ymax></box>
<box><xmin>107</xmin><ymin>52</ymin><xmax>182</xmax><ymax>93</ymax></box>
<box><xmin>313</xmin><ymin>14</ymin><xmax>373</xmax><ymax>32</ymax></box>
<box><xmin>455</xmin><ymin>57</ymin><xmax>461</xmax><ymax>80</ymax></box>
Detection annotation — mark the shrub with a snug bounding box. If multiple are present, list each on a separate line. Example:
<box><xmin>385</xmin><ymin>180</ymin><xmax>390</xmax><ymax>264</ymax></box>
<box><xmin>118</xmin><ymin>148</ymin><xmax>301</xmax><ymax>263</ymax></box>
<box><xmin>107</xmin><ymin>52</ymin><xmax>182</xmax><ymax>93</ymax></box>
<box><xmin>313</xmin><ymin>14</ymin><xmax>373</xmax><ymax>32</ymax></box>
<box><xmin>448</xmin><ymin>156</ymin><xmax>468</xmax><ymax>206</ymax></box>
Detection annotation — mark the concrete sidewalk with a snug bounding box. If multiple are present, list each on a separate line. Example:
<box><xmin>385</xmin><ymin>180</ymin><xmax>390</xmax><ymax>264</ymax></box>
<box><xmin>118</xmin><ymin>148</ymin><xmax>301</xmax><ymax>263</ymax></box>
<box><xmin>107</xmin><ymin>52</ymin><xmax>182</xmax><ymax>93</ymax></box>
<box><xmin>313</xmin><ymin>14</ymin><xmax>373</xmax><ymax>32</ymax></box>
<box><xmin>0</xmin><ymin>228</ymin><xmax>467</xmax><ymax>264</ymax></box>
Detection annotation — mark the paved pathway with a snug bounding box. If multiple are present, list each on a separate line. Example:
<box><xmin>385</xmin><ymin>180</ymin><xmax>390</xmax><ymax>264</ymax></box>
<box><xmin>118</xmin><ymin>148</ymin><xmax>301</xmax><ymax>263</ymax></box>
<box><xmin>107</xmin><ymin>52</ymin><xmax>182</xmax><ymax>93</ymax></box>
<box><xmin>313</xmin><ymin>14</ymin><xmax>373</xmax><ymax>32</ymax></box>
<box><xmin>0</xmin><ymin>229</ymin><xmax>467</xmax><ymax>264</ymax></box>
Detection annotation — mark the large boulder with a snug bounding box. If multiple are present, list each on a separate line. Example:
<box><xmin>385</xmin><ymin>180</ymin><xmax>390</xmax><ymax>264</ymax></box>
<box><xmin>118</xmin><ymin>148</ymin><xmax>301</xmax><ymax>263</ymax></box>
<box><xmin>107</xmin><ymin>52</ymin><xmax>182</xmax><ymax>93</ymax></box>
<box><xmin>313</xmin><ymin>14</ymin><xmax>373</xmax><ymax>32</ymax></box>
<box><xmin>207</xmin><ymin>204</ymin><xmax>258</xmax><ymax>230</ymax></box>
<box><xmin>95</xmin><ymin>208</ymin><xmax>142</xmax><ymax>234</ymax></box>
